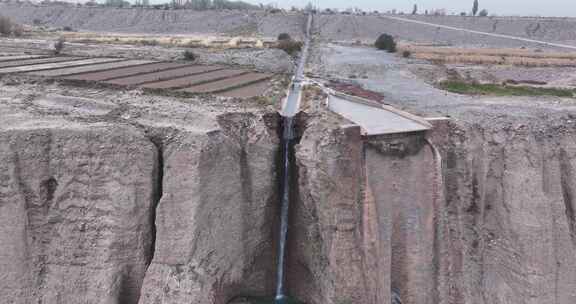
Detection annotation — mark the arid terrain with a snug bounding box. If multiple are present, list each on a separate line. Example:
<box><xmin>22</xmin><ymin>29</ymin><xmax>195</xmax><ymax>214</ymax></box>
<box><xmin>2</xmin><ymin>4</ymin><xmax>576</xmax><ymax>304</ymax></box>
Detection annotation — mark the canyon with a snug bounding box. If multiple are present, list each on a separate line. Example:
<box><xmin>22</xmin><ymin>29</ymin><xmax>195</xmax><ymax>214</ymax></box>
<box><xmin>2</xmin><ymin>5</ymin><xmax>576</xmax><ymax>304</ymax></box>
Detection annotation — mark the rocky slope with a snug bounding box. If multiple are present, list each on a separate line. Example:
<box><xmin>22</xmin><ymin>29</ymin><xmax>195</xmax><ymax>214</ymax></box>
<box><xmin>315</xmin><ymin>14</ymin><xmax>576</xmax><ymax>48</ymax></box>
<box><xmin>0</xmin><ymin>4</ymin><xmax>306</xmax><ymax>38</ymax></box>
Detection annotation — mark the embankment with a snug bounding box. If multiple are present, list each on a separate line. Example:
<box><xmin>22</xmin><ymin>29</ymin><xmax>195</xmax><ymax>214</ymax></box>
<box><xmin>0</xmin><ymin>3</ymin><xmax>305</xmax><ymax>38</ymax></box>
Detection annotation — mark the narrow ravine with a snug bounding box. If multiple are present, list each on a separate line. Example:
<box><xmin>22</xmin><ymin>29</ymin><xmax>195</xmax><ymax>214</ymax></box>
<box><xmin>274</xmin><ymin>117</ymin><xmax>295</xmax><ymax>303</ymax></box>
<box><xmin>274</xmin><ymin>12</ymin><xmax>313</xmax><ymax>304</ymax></box>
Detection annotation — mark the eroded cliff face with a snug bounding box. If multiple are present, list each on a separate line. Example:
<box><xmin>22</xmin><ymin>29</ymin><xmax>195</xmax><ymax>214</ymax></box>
<box><xmin>138</xmin><ymin>113</ymin><xmax>279</xmax><ymax>304</ymax></box>
<box><xmin>431</xmin><ymin>120</ymin><xmax>576</xmax><ymax>304</ymax></box>
<box><xmin>3</xmin><ymin>80</ymin><xmax>576</xmax><ymax>304</ymax></box>
<box><xmin>288</xmin><ymin>108</ymin><xmax>576</xmax><ymax>304</ymax></box>
<box><xmin>0</xmin><ymin>123</ymin><xmax>157</xmax><ymax>304</ymax></box>
<box><xmin>0</xmin><ymin>84</ymin><xmax>281</xmax><ymax>304</ymax></box>
<box><xmin>290</xmin><ymin>119</ymin><xmax>374</xmax><ymax>304</ymax></box>
<box><xmin>289</xmin><ymin>114</ymin><xmax>442</xmax><ymax>304</ymax></box>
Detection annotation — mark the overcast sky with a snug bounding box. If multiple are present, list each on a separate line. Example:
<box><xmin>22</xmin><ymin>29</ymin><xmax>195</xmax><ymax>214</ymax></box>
<box><xmin>248</xmin><ymin>0</ymin><xmax>576</xmax><ymax>17</ymax></box>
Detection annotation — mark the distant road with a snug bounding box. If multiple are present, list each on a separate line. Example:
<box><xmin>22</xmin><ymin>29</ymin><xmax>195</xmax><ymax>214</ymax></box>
<box><xmin>280</xmin><ymin>13</ymin><xmax>313</xmax><ymax>117</ymax></box>
<box><xmin>379</xmin><ymin>15</ymin><xmax>576</xmax><ymax>51</ymax></box>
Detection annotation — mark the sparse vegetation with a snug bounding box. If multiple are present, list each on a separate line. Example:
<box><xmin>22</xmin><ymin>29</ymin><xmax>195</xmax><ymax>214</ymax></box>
<box><xmin>375</xmin><ymin>33</ymin><xmax>397</xmax><ymax>53</ymax></box>
<box><xmin>277</xmin><ymin>33</ymin><xmax>291</xmax><ymax>41</ymax></box>
<box><xmin>183</xmin><ymin>50</ymin><xmax>197</xmax><ymax>61</ymax></box>
<box><xmin>439</xmin><ymin>81</ymin><xmax>576</xmax><ymax>98</ymax></box>
<box><xmin>53</xmin><ymin>37</ymin><xmax>66</xmax><ymax>55</ymax></box>
<box><xmin>276</xmin><ymin>38</ymin><xmax>303</xmax><ymax>56</ymax></box>
<box><xmin>139</xmin><ymin>39</ymin><xmax>159</xmax><ymax>46</ymax></box>
<box><xmin>275</xmin><ymin>32</ymin><xmax>302</xmax><ymax>55</ymax></box>
<box><xmin>397</xmin><ymin>44</ymin><xmax>576</xmax><ymax>67</ymax></box>
<box><xmin>0</xmin><ymin>16</ymin><xmax>12</xmax><ymax>36</ymax></box>
<box><xmin>252</xmin><ymin>95</ymin><xmax>275</xmax><ymax>106</ymax></box>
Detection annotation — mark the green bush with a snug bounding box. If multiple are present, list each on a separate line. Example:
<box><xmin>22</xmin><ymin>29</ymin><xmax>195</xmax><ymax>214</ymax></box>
<box><xmin>277</xmin><ymin>33</ymin><xmax>291</xmax><ymax>41</ymax></box>
<box><xmin>183</xmin><ymin>50</ymin><xmax>197</xmax><ymax>61</ymax></box>
<box><xmin>0</xmin><ymin>15</ymin><xmax>22</xmax><ymax>37</ymax></box>
<box><xmin>375</xmin><ymin>33</ymin><xmax>397</xmax><ymax>53</ymax></box>
<box><xmin>140</xmin><ymin>39</ymin><xmax>159</xmax><ymax>46</ymax></box>
<box><xmin>53</xmin><ymin>37</ymin><xmax>66</xmax><ymax>55</ymax></box>
<box><xmin>276</xmin><ymin>39</ymin><xmax>303</xmax><ymax>56</ymax></box>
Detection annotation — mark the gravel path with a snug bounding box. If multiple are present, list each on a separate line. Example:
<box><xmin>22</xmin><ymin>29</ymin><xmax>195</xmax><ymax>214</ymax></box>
<box><xmin>310</xmin><ymin>43</ymin><xmax>576</xmax><ymax>124</ymax></box>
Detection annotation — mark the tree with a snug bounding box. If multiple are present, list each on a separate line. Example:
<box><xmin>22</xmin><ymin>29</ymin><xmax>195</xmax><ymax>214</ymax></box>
<box><xmin>412</xmin><ymin>4</ymin><xmax>418</xmax><ymax>15</ymax></box>
<box><xmin>472</xmin><ymin>0</ymin><xmax>479</xmax><ymax>16</ymax></box>
<box><xmin>479</xmin><ymin>9</ymin><xmax>488</xmax><ymax>16</ymax></box>
<box><xmin>375</xmin><ymin>33</ymin><xmax>397</xmax><ymax>53</ymax></box>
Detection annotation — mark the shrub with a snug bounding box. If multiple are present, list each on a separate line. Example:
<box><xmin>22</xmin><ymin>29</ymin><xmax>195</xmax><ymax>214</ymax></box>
<box><xmin>0</xmin><ymin>16</ymin><xmax>12</xmax><ymax>36</ymax></box>
<box><xmin>0</xmin><ymin>16</ymin><xmax>24</xmax><ymax>37</ymax></box>
<box><xmin>62</xmin><ymin>26</ymin><xmax>74</xmax><ymax>32</ymax></box>
<box><xmin>402</xmin><ymin>50</ymin><xmax>411</xmax><ymax>58</ymax></box>
<box><xmin>0</xmin><ymin>16</ymin><xmax>21</xmax><ymax>36</ymax></box>
<box><xmin>276</xmin><ymin>39</ymin><xmax>303</xmax><ymax>56</ymax></box>
<box><xmin>140</xmin><ymin>39</ymin><xmax>159</xmax><ymax>46</ymax></box>
<box><xmin>479</xmin><ymin>9</ymin><xmax>489</xmax><ymax>17</ymax></box>
<box><xmin>183</xmin><ymin>50</ymin><xmax>197</xmax><ymax>61</ymax></box>
<box><xmin>277</xmin><ymin>33</ymin><xmax>291</xmax><ymax>41</ymax></box>
<box><xmin>53</xmin><ymin>37</ymin><xmax>66</xmax><ymax>55</ymax></box>
<box><xmin>375</xmin><ymin>33</ymin><xmax>397</xmax><ymax>53</ymax></box>
<box><xmin>12</xmin><ymin>24</ymin><xmax>23</xmax><ymax>37</ymax></box>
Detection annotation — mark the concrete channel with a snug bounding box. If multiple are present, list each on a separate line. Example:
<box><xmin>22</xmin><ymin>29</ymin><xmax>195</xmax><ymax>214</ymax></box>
<box><xmin>328</xmin><ymin>93</ymin><xmax>432</xmax><ymax>136</ymax></box>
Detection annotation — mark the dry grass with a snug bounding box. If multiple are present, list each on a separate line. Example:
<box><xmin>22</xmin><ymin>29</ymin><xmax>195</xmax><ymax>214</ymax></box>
<box><xmin>398</xmin><ymin>43</ymin><xmax>576</xmax><ymax>67</ymax></box>
<box><xmin>440</xmin><ymin>81</ymin><xmax>576</xmax><ymax>97</ymax></box>
<box><xmin>53</xmin><ymin>32</ymin><xmax>272</xmax><ymax>49</ymax></box>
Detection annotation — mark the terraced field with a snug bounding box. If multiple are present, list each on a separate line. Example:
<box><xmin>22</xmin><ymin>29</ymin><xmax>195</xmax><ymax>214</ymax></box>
<box><xmin>0</xmin><ymin>54</ymin><xmax>273</xmax><ymax>98</ymax></box>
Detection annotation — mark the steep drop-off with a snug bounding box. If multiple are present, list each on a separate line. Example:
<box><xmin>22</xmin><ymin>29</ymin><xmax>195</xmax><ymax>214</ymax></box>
<box><xmin>0</xmin><ymin>83</ymin><xmax>282</xmax><ymax>304</ymax></box>
<box><xmin>0</xmin><ymin>124</ymin><xmax>157</xmax><ymax>304</ymax></box>
<box><xmin>3</xmin><ymin>75</ymin><xmax>576</xmax><ymax>304</ymax></box>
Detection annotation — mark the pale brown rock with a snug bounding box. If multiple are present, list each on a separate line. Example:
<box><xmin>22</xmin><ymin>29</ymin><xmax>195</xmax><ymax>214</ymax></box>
<box><xmin>138</xmin><ymin>113</ymin><xmax>279</xmax><ymax>304</ymax></box>
<box><xmin>289</xmin><ymin>118</ymin><xmax>378</xmax><ymax>304</ymax></box>
<box><xmin>0</xmin><ymin>123</ymin><xmax>158</xmax><ymax>304</ymax></box>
